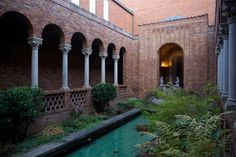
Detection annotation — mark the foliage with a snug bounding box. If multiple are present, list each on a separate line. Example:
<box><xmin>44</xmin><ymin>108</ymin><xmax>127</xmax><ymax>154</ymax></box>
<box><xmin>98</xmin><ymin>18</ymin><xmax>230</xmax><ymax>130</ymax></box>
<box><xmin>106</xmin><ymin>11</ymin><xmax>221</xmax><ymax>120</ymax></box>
<box><xmin>115</xmin><ymin>101</ymin><xmax>134</xmax><ymax>114</ymax></box>
<box><xmin>138</xmin><ymin>84</ymin><xmax>226</xmax><ymax>156</ymax></box>
<box><xmin>141</xmin><ymin>114</ymin><xmax>228</xmax><ymax>157</ymax></box>
<box><xmin>92</xmin><ymin>83</ymin><xmax>117</xmax><ymax>112</ymax></box>
<box><xmin>202</xmin><ymin>82</ymin><xmax>219</xmax><ymax>102</ymax></box>
<box><xmin>14</xmin><ymin>114</ymin><xmax>101</xmax><ymax>155</ymax></box>
<box><xmin>0</xmin><ymin>87</ymin><xmax>44</xmax><ymax>145</ymax></box>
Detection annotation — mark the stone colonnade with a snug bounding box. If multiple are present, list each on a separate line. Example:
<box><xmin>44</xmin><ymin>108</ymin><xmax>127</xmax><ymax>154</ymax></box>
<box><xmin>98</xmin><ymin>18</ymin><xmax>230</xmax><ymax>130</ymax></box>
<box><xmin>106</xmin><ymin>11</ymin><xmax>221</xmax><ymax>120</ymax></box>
<box><xmin>28</xmin><ymin>37</ymin><xmax>121</xmax><ymax>90</ymax></box>
<box><xmin>217</xmin><ymin>0</ymin><xmax>236</xmax><ymax>110</ymax></box>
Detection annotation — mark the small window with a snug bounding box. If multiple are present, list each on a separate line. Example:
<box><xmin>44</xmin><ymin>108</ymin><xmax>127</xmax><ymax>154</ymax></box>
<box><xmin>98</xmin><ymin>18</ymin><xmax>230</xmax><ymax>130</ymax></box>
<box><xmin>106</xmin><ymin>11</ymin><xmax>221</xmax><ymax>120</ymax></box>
<box><xmin>72</xmin><ymin>0</ymin><xmax>80</xmax><ymax>6</ymax></box>
<box><xmin>103</xmin><ymin>0</ymin><xmax>109</xmax><ymax>20</ymax></box>
<box><xmin>90</xmin><ymin>0</ymin><xmax>96</xmax><ymax>14</ymax></box>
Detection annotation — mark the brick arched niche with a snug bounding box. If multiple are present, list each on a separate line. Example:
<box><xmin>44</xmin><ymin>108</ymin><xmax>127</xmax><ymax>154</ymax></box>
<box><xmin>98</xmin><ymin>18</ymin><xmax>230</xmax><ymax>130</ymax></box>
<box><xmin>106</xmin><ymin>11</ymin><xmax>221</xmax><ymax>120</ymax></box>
<box><xmin>39</xmin><ymin>24</ymin><xmax>65</xmax><ymax>90</ymax></box>
<box><xmin>90</xmin><ymin>38</ymin><xmax>104</xmax><ymax>86</ymax></box>
<box><xmin>0</xmin><ymin>11</ymin><xmax>33</xmax><ymax>89</ymax></box>
<box><xmin>69</xmin><ymin>32</ymin><xmax>87</xmax><ymax>88</ymax></box>
<box><xmin>106</xmin><ymin>43</ymin><xmax>116</xmax><ymax>84</ymax></box>
<box><xmin>158</xmin><ymin>43</ymin><xmax>184</xmax><ymax>87</ymax></box>
<box><xmin>118</xmin><ymin>47</ymin><xmax>126</xmax><ymax>85</ymax></box>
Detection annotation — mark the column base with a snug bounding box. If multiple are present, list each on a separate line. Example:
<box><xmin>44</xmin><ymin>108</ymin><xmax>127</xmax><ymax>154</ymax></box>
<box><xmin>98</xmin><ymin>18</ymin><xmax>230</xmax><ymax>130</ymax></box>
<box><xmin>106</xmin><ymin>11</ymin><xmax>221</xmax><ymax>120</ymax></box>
<box><xmin>226</xmin><ymin>99</ymin><xmax>236</xmax><ymax>111</ymax></box>
<box><xmin>221</xmin><ymin>92</ymin><xmax>228</xmax><ymax>102</ymax></box>
<box><xmin>60</xmin><ymin>86</ymin><xmax>70</xmax><ymax>91</ymax></box>
<box><xmin>113</xmin><ymin>83</ymin><xmax>119</xmax><ymax>86</ymax></box>
<box><xmin>83</xmin><ymin>85</ymin><xmax>91</xmax><ymax>89</ymax></box>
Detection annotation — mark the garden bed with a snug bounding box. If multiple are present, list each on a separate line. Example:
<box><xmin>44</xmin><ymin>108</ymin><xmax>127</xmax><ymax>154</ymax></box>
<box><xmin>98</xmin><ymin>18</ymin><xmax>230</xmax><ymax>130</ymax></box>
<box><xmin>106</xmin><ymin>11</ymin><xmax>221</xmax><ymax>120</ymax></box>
<box><xmin>18</xmin><ymin>108</ymin><xmax>141</xmax><ymax>157</ymax></box>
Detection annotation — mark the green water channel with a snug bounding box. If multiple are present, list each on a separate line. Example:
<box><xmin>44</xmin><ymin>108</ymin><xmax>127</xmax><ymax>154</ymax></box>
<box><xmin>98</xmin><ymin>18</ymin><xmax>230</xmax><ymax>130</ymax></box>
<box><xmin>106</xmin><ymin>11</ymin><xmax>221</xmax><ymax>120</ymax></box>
<box><xmin>67</xmin><ymin>116</ymin><xmax>151</xmax><ymax>157</ymax></box>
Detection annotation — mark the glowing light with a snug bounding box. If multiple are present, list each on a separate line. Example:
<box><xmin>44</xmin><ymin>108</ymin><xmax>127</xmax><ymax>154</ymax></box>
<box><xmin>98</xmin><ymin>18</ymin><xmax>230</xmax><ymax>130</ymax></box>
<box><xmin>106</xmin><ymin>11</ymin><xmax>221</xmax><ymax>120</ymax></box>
<box><xmin>161</xmin><ymin>60</ymin><xmax>172</xmax><ymax>67</ymax></box>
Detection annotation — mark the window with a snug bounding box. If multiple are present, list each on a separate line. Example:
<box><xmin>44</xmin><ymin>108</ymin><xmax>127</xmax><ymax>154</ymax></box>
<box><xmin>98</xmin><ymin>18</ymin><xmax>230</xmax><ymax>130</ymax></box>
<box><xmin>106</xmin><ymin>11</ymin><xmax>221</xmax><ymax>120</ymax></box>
<box><xmin>103</xmin><ymin>0</ymin><xmax>109</xmax><ymax>20</ymax></box>
<box><xmin>71</xmin><ymin>0</ymin><xmax>80</xmax><ymax>6</ymax></box>
<box><xmin>89</xmin><ymin>0</ymin><xmax>96</xmax><ymax>14</ymax></box>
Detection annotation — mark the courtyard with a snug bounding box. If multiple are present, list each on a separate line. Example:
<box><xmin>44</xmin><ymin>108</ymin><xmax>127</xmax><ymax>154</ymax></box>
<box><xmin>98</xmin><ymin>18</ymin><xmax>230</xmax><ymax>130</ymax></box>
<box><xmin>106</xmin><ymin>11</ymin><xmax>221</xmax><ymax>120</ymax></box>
<box><xmin>0</xmin><ymin>0</ymin><xmax>236</xmax><ymax>156</ymax></box>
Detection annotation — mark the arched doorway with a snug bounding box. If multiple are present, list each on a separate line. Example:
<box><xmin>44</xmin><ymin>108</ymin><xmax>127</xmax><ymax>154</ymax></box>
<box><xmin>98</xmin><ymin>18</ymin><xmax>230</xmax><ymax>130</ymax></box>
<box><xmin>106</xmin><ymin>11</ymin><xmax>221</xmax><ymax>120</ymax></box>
<box><xmin>0</xmin><ymin>11</ymin><xmax>33</xmax><ymax>89</ymax></box>
<box><xmin>159</xmin><ymin>43</ymin><xmax>184</xmax><ymax>87</ymax></box>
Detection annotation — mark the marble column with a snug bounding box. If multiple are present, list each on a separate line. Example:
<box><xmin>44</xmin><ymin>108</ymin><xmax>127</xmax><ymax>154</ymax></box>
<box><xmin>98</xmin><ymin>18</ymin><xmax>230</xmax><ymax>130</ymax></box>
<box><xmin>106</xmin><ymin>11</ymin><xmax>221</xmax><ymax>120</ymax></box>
<box><xmin>113</xmin><ymin>54</ymin><xmax>119</xmax><ymax>86</ymax></box>
<box><xmin>60</xmin><ymin>44</ymin><xmax>71</xmax><ymax>90</ymax></box>
<box><xmin>99</xmin><ymin>52</ymin><xmax>108</xmax><ymax>83</ymax></box>
<box><xmin>226</xmin><ymin>16</ymin><xmax>236</xmax><ymax>110</ymax></box>
<box><xmin>82</xmin><ymin>48</ymin><xmax>92</xmax><ymax>88</ymax></box>
<box><xmin>219</xmin><ymin>46</ymin><xmax>224</xmax><ymax>94</ymax></box>
<box><xmin>217</xmin><ymin>51</ymin><xmax>220</xmax><ymax>91</ymax></box>
<box><xmin>222</xmin><ymin>32</ymin><xmax>229</xmax><ymax>101</ymax></box>
<box><xmin>28</xmin><ymin>37</ymin><xmax>43</xmax><ymax>87</ymax></box>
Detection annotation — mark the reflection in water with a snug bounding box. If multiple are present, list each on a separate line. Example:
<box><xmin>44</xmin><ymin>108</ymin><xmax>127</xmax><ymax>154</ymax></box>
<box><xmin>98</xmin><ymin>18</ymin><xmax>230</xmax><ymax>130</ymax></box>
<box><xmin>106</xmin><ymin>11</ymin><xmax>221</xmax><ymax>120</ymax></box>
<box><xmin>67</xmin><ymin>116</ymin><xmax>150</xmax><ymax>157</ymax></box>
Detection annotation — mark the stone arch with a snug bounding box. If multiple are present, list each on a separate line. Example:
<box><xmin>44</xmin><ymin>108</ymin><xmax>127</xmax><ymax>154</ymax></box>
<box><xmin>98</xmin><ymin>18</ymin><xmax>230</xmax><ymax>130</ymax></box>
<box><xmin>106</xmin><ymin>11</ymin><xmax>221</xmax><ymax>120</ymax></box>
<box><xmin>106</xmin><ymin>43</ymin><xmax>117</xmax><ymax>84</ymax></box>
<box><xmin>118</xmin><ymin>47</ymin><xmax>126</xmax><ymax>85</ymax></box>
<box><xmin>39</xmin><ymin>24</ymin><xmax>65</xmax><ymax>90</ymax></box>
<box><xmin>0</xmin><ymin>11</ymin><xmax>33</xmax><ymax>89</ymax></box>
<box><xmin>158</xmin><ymin>43</ymin><xmax>184</xmax><ymax>87</ymax></box>
<box><xmin>69</xmin><ymin>32</ymin><xmax>88</xmax><ymax>88</ymax></box>
<box><xmin>90</xmin><ymin>38</ymin><xmax>104</xmax><ymax>86</ymax></box>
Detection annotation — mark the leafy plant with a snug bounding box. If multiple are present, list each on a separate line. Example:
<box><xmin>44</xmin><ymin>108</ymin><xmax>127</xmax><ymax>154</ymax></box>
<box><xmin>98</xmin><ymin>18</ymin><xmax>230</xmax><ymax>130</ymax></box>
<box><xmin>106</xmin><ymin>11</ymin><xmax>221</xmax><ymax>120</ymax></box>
<box><xmin>141</xmin><ymin>114</ymin><xmax>228</xmax><ymax>157</ymax></box>
<box><xmin>0</xmin><ymin>87</ymin><xmax>44</xmax><ymax>146</ymax></box>
<box><xmin>92</xmin><ymin>83</ymin><xmax>117</xmax><ymax>113</ymax></box>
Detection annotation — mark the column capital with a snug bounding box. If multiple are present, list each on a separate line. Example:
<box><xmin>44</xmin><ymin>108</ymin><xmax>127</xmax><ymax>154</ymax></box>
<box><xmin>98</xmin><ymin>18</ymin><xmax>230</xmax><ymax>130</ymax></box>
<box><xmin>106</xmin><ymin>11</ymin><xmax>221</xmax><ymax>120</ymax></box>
<box><xmin>99</xmin><ymin>52</ymin><xmax>108</xmax><ymax>58</ymax></box>
<box><xmin>60</xmin><ymin>44</ymin><xmax>71</xmax><ymax>55</ymax></box>
<box><xmin>28</xmin><ymin>37</ymin><xmax>43</xmax><ymax>50</ymax></box>
<box><xmin>82</xmin><ymin>48</ymin><xmax>92</xmax><ymax>56</ymax></box>
<box><xmin>112</xmin><ymin>54</ymin><xmax>120</xmax><ymax>60</ymax></box>
<box><xmin>220</xmin><ymin>23</ymin><xmax>229</xmax><ymax>39</ymax></box>
<box><xmin>223</xmin><ymin>0</ymin><xmax>236</xmax><ymax>19</ymax></box>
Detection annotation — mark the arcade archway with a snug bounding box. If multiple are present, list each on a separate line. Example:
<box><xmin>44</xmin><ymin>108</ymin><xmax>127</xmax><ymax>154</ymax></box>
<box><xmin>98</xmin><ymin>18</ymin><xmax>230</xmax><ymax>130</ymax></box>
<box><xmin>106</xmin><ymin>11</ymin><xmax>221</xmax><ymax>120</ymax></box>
<box><xmin>159</xmin><ymin>43</ymin><xmax>184</xmax><ymax>87</ymax></box>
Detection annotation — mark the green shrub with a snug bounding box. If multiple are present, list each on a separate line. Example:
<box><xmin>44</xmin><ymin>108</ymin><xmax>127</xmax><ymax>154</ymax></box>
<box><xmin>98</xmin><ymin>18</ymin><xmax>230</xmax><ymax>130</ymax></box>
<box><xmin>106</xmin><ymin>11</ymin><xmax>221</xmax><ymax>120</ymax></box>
<box><xmin>92</xmin><ymin>83</ymin><xmax>117</xmax><ymax>113</ymax></box>
<box><xmin>0</xmin><ymin>87</ymin><xmax>44</xmax><ymax>145</ymax></box>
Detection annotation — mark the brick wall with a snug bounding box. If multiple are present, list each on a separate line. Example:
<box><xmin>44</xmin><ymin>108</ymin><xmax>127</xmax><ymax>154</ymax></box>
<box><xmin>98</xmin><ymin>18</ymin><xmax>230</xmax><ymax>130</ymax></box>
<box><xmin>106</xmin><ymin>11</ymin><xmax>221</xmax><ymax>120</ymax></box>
<box><xmin>122</xmin><ymin>0</ymin><xmax>216</xmax><ymax>34</ymax></box>
<box><xmin>0</xmin><ymin>0</ymin><xmax>138</xmax><ymax>93</ymax></box>
<box><xmin>138</xmin><ymin>15</ymin><xmax>215</xmax><ymax>97</ymax></box>
<box><xmin>109</xmin><ymin>0</ymin><xmax>133</xmax><ymax>33</ymax></box>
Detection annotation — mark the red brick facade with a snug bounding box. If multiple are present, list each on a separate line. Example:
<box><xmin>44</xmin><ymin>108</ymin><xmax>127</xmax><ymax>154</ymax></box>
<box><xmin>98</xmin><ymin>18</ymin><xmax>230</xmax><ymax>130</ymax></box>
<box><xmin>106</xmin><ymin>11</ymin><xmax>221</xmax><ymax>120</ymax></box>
<box><xmin>0</xmin><ymin>0</ymin><xmax>216</xmax><ymax>97</ymax></box>
<box><xmin>122</xmin><ymin>0</ymin><xmax>216</xmax><ymax>34</ymax></box>
<box><xmin>138</xmin><ymin>15</ymin><xmax>216</xmax><ymax>96</ymax></box>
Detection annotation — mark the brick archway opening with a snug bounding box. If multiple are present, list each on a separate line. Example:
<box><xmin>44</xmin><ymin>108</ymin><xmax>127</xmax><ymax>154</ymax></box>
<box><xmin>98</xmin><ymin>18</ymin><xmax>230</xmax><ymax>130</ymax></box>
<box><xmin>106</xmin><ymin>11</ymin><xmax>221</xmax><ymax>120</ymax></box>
<box><xmin>106</xmin><ymin>43</ymin><xmax>116</xmax><ymax>84</ymax></box>
<box><xmin>118</xmin><ymin>47</ymin><xmax>126</xmax><ymax>85</ymax></box>
<box><xmin>91</xmin><ymin>38</ymin><xmax>103</xmax><ymax>86</ymax></box>
<box><xmin>70</xmin><ymin>32</ymin><xmax>87</xmax><ymax>88</ymax></box>
<box><xmin>159</xmin><ymin>43</ymin><xmax>184</xmax><ymax>87</ymax></box>
<box><xmin>0</xmin><ymin>11</ymin><xmax>33</xmax><ymax>89</ymax></box>
<box><xmin>40</xmin><ymin>24</ymin><xmax>65</xmax><ymax>90</ymax></box>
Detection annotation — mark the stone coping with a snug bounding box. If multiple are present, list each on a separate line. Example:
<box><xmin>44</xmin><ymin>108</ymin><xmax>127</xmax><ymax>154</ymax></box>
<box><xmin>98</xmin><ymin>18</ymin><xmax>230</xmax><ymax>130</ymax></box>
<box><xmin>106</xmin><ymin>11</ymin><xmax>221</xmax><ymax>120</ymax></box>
<box><xmin>18</xmin><ymin>108</ymin><xmax>141</xmax><ymax>157</ymax></box>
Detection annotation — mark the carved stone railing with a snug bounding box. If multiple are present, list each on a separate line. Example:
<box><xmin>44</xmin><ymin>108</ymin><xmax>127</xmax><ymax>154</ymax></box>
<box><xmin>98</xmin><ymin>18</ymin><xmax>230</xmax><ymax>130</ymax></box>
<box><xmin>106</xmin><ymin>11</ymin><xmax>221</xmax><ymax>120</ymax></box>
<box><xmin>42</xmin><ymin>85</ymin><xmax>128</xmax><ymax>115</ymax></box>
<box><xmin>43</xmin><ymin>88</ymin><xmax>91</xmax><ymax>115</ymax></box>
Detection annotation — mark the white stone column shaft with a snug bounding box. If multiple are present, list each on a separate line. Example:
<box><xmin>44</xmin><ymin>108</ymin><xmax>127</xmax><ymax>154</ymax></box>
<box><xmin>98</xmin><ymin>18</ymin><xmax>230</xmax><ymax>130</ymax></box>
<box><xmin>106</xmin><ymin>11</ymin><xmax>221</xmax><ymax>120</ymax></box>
<box><xmin>28</xmin><ymin>37</ymin><xmax>43</xmax><ymax>87</ymax></box>
<box><xmin>226</xmin><ymin>16</ymin><xmax>236</xmax><ymax>110</ymax></box>
<box><xmin>99</xmin><ymin>52</ymin><xmax>108</xmax><ymax>83</ymax></box>
<box><xmin>82</xmin><ymin>48</ymin><xmax>92</xmax><ymax>88</ymax></box>
<box><xmin>217</xmin><ymin>53</ymin><xmax>220</xmax><ymax>90</ymax></box>
<box><xmin>219</xmin><ymin>48</ymin><xmax>224</xmax><ymax>94</ymax></box>
<box><xmin>113</xmin><ymin>55</ymin><xmax>119</xmax><ymax>86</ymax></box>
<box><xmin>60</xmin><ymin>44</ymin><xmax>71</xmax><ymax>90</ymax></box>
<box><xmin>222</xmin><ymin>35</ymin><xmax>229</xmax><ymax>100</ymax></box>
